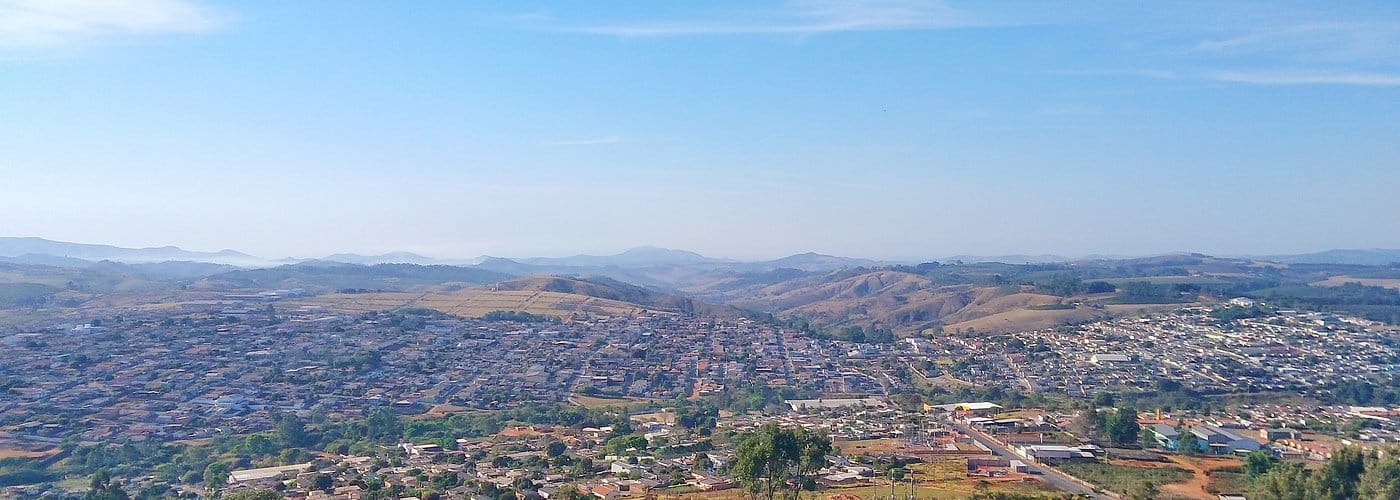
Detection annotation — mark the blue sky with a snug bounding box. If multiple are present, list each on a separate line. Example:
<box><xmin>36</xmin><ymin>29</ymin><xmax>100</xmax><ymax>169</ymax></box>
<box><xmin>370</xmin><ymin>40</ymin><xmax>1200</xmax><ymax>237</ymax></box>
<box><xmin>2</xmin><ymin>0</ymin><xmax>1398</xmax><ymax>260</ymax></box>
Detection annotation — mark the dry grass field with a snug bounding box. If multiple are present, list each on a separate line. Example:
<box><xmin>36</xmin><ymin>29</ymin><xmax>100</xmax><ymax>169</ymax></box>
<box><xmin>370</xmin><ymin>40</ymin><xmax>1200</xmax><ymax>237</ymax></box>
<box><xmin>945</xmin><ymin>305</ymin><xmax>1107</xmax><ymax>333</ymax></box>
<box><xmin>657</xmin><ymin>477</ymin><xmax>1060</xmax><ymax>500</ymax></box>
<box><xmin>0</xmin><ymin>448</ymin><xmax>53</xmax><ymax>459</ymax></box>
<box><xmin>630</xmin><ymin>410</ymin><xmax>678</xmax><ymax>425</ymax></box>
<box><xmin>286</xmin><ymin>287</ymin><xmax>669</xmax><ymax>319</ymax></box>
<box><xmin>568</xmin><ymin>395</ymin><xmax>658</xmax><ymax>410</ymax></box>
<box><xmin>1313</xmin><ymin>276</ymin><xmax>1400</xmax><ymax>291</ymax></box>
<box><xmin>835</xmin><ymin>438</ymin><xmax>905</xmax><ymax>455</ymax></box>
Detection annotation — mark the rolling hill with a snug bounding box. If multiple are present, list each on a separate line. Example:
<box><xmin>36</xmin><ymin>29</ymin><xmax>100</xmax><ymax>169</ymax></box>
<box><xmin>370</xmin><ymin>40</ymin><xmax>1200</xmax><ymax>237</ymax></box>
<box><xmin>691</xmin><ymin>268</ymin><xmax>1081</xmax><ymax>334</ymax></box>
<box><xmin>288</xmin><ymin>275</ymin><xmax>746</xmax><ymax>320</ymax></box>
<box><xmin>194</xmin><ymin>262</ymin><xmax>513</xmax><ymax>292</ymax></box>
<box><xmin>0</xmin><ymin>237</ymin><xmax>264</xmax><ymax>266</ymax></box>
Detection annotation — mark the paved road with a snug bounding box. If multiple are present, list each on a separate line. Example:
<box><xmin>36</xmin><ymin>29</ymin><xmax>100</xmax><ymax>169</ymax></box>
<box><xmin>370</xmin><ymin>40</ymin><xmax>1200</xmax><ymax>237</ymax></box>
<box><xmin>950</xmin><ymin>422</ymin><xmax>1109</xmax><ymax>499</ymax></box>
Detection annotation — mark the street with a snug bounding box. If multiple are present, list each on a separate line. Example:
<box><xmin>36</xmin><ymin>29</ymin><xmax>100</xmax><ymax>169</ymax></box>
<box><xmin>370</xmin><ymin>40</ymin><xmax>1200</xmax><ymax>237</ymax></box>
<box><xmin>949</xmin><ymin>422</ymin><xmax>1109</xmax><ymax>499</ymax></box>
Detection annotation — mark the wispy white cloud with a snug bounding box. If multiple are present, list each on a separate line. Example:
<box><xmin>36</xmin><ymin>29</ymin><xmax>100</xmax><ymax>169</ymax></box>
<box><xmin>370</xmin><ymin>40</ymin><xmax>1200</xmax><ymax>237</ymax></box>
<box><xmin>565</xmin><ymin>0</ymin><xmax>995</xmax><ymax>37</ymax></box>
<box><xmin>0</xmin><ymin>0</ymin><xmax>225</xmax><ymax>49</ymax></box>
<box><xmin>542</xmin><ymin>135</ymin><xmax>629</xmax><ymax>146</ymax></box>
<box><xmin>1210</xmin><ymin>70</ymin><xmax>1400</xmax><ymax>87</ymax></box>
<box><xmin>1187</xmin><ymin>22</ymin><xmax>1400</xmax><ymax>63</ymax></box>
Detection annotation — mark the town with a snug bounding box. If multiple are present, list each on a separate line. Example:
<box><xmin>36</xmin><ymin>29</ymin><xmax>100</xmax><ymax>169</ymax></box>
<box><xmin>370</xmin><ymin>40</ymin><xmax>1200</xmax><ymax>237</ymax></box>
<box><xmin>919</xmin><ymin>300</ymin><xmax>1397</xmax><ymax>400</ymax></box>
<box><xmin>3</xmin><ymin>292</ymin><xmax>1399</xmax><ymax>499</ymax></box>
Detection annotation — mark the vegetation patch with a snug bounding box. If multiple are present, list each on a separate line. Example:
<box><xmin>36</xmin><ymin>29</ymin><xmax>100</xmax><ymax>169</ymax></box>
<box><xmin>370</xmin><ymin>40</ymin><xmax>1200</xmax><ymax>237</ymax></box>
<box><xmin>1055</xmin><ymin>462</ymin><xmax>1191</xmax><ymax>495</ymax></box>
<box><xmin>0</xmin><ymin>282</ymin><xmax>58</xmax><ymax>306</ymax></box>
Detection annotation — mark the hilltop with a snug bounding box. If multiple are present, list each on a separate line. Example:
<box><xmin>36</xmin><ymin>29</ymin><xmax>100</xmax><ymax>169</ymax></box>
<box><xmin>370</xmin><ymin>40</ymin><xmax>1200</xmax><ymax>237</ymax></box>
<box><xmin>286</xmin><ymin>275</ymin><xmax>746</xmax><ymax>321</ymax></box>
<box><xmin>2</xmin><ymin>237</ymin><xmax>1400</xmax><ymax>333</ymax></box>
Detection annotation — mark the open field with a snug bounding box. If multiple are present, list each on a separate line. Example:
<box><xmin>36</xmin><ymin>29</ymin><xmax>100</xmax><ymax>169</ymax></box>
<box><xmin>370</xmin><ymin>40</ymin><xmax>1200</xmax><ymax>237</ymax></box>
<box><xmin>568</xmin><ymin>395</ymin><xmax>658</xmax><ymax>410</ymax></box>
<box><xmin>287</xmin><ymin>288</ymin><xmax>666</xmax><ymax>319</ymax></box>
<box><xmin>945</xmin><ymin>305</ymin><xmax>1108</xmax><ymax>334</ymax></box>
<box><xmin>1205</xmin><ymin>471</ymin><xmax>1248</xmax><ymax>497</ymax></box>
<box><xmin>1102</xmin><ymin>303</ymin><xmax>1195</xmax><ymax>315</ymax></box>
<box><xmin>421</xmin><ymin>404</ymin><xmax>481</xmax><ymax>418</ymax></box>
<box><xmin>1100</xmin><ymin>276</ymin><xmax>1233</xmax><ymax>286</ymax></box>
<box><xmin>1057</xmin><ymin>462</ymin><xmax>1192</xmax><ymax>497</ymax></box>
<box><xmin>835</xmin><ymin>438</ymin><xmax>905</xmax><ymax>455</ymax></box>
<box><xmin>1159</xmin><ymin>455</ymin><xmax>1246</xmax><ymax>500</ymax></box>
<box><xmin>0</xmin><ymin>449</ymin><xmax>52</xmax><ymax>459</ymax></box>
<box><xmin>657</xmin><ymin>477</ymin><xmax>1062</xmax><ymax>500</ymax></box>
<box><xmin>630</xmin><ymin>410</ymin><xmax>677</xmax><ymax>425</ymax></box>
<box><xmin>1313</xmin><ymin>276</ymin><xmax>1400</xmax><ymax>291</ymax></box>
<box><xmin>1065</xmin><ymin>454</ymin><xmax>1243</xmax><ymax>499</ymax></box>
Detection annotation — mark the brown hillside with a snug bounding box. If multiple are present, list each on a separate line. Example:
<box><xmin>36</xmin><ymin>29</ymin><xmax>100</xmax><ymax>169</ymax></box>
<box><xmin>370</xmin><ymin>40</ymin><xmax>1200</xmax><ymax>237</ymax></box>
<box><xmin>716</xmin><ymin>270</ymin><xmax>1076</xmax><ymax>334</ymax></box>
<box><xmin>494</xmin><ymin>275</ymin><xmax>743</xmax><ymax>318</ymax></box>
<box><xmin>287</xmin><ymin>275</ymin><xmax>743</xmax><ymax>320</ymax></box>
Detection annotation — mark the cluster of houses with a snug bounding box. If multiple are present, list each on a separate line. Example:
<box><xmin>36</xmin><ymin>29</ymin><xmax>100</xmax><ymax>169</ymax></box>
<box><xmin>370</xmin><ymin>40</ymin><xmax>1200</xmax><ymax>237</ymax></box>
<box><xmin>0</xmin><ymin>294</ymin><xmax>896</xmax><ymax>450</ymax></box>
<box><xmin>915</xmin><ymin>305</ymin><xmax>1396</xmax><ymax>398</ymax></box>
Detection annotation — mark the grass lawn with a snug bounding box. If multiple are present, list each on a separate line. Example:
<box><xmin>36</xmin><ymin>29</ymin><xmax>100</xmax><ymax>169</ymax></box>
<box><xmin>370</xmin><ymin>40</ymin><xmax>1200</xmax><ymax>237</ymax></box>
<box><xmin>1056</xmin><ymin>462</ymin><xmax>1192</xmax><ymax>495</ymax></box>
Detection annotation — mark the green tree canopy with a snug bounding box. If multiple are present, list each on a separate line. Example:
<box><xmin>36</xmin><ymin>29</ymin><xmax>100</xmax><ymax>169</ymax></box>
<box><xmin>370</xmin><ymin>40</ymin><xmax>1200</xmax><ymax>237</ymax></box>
<box><xmin>730</xmin><ymin>425</ymin><xmax>832</xmax><ymax>500</ymax></box>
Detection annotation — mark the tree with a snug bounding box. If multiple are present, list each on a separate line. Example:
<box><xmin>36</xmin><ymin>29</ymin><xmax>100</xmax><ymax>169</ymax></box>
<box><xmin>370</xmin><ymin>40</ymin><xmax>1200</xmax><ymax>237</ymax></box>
<box><xmin>366</xmin><ymin>407</ymin><xmax>402</xmax><ymax>441</ymax></box>
<box><xmin>1311</xmin><ymin>446</ymin><xmax>1366</xmax><ymax>500</ymax></box>
<box><xmin>1359</xmin><ymin>454</ymin><xmax>1400</xmax><ymax>500</ymax></box>
<box><xmin>1138</xmin><ymin>428</ymin><xmax>1159</xmax><ymax>450</ymax></box>
<box><xmin>1106</xmin><ymin>407</ymin><xmax>1140</xmax><ymax>446</ymax></box>
<box><xmin>730</xmin><ymin>425</ymin><xmax>832</xmax><ymax>500</ymax></box>
<box><xmin>84</xmin><ymin>470</ymin><xmax>130</xmax><ymax>500</ymax></box>
<box><xmin>313</xmin><ymin>473</ymin><xmax>335</xmax><ymax>491</ymax></box>
<box><xmin>1249</xmin><ymin>462</ymin><xmax>1310</xmax><ymax>500</ymax></box>
<box><xmin>243</xmin><ymin>434</ymin><xmax>277</xmax><ymax>456</ymax></box>
<box><xmin>1175</xmin><ymin>426</ymin><xmax>1201</xmax><ymax>456</ymax></box>
<box><xmin>203</xmin><ymin>461</ymin><xmax>231</xmax><ymax>491</ymax></box>
<box><xmin>546</xmin><ymin>441</ymin><xmax>567</xmax><ymax>457</ymax></box>
<box><xmin>605</xmin><ymin>435</ymin><xmax>648</xmax><ymax>456</ymax></box>
<box><xmin>277</xmin><ymin>414</ymin><xmax>310</xmax><ymax>447</ymax></box>
<box><xmin>1244</xmin><ymin>450</ymin><xmax>1277</xmax><ymax>480</ymax></box>
<box><xmin>223</xmin><ymin>490</ymin><xmax>284</xmax><ymax>500</ymax></box>
<box><xmin>694</xmin><ymin>452</ymin><xmax>713</xmax><ymax>472</ymax></box>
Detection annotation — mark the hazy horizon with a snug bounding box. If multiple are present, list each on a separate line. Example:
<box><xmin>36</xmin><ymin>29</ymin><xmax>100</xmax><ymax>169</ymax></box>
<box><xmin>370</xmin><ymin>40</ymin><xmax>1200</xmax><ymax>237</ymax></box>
<box><xmin>5</xmin><ymin>234</ymin><xmax>1399</xmax><ymax>265</ymax></box>
<box><xmin>4</xmin><ymin>1</ymin><xmax>1399</xmax><ymax>260</ymax></box>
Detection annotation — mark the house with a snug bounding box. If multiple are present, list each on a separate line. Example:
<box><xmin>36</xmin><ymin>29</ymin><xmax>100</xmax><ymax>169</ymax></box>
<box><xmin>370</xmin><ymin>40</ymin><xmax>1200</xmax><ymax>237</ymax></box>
<box><xmin>590</xmin><ymin>484</ymin><xmax>620</xmax><ymax>500</ymax></box>
<box><xmin>928</xmin><ymin>402</ymin><xmax>1003</xmax><ymax>416</ymax></box>
<box><xmin>1196</xmin><ymin>425</ymin><xmax>1262</xmax><ymax>455</ymax></box>
<box><xmin>820</xmin><ymin>472</ymin><xmax>862</xmax><ymax>485</ymax></box>
<box><xmin>1152</xmin><ymin>424</ymin><xmax>1259</xmax><ymax>454</ymax></box>
<box><xmin>1150</xmin><ymin>424</ymin><xmax>1182</xmax><ymax>450</ymax></box>
<box><xmin>1261</xmin><ymin>428</ymin><xmax>1301</xmax><ymax>442</ymax></box>
<box><xmin>692</xmin><ymin>476</ymin><xmax>734</xmax><ymax>491</ymax></box>
<box><xmin>610</xmin><ymin>461</ymin><xmax>648</xmax><ymax>478</ymax></box>
<box><xmin>228</xmin><ymin>463</ymin><xmax>314</xmax><ymax>485</ymax></box>
<box><xmin>1012</xmin><ymin>445</ymin><xmax>1095</xmax><ymax>464</ymax></box>
<box><xmin>1089</xmin><ymin>353</ymin><xmax>1131</xmax><ymax>365</ymax></box>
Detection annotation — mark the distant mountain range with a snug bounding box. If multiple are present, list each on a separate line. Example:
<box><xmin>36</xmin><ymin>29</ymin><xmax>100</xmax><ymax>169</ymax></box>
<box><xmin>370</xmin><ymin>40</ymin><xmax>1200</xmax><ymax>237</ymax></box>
<box><xmin>6</xmin><ymin>236</ymin><xmax>1400</xmax><ymax>270</ymax></box>
<box><xmin>0</xmin><ymin>237</ymin><xmax>264</xmax><ymax>266</ymax></box>
<box><xmin>516</xmin><ymin>246</ymin><xmax>730</xmax><ymax>268</ymax></box>
<box><xmin>4</xmin><ymin>237</ymin><xmax>1400</xmax><ymax>333</ymax></box>
<box><xmin>1250</xmin><ymin>249</ymin><xmax>1400</xmax><ymax>266</ymax></box>
<box><xmin>6</xmin><ymin>236</ymin><xmax>1400</xmax><ymax>274</ymax></box>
